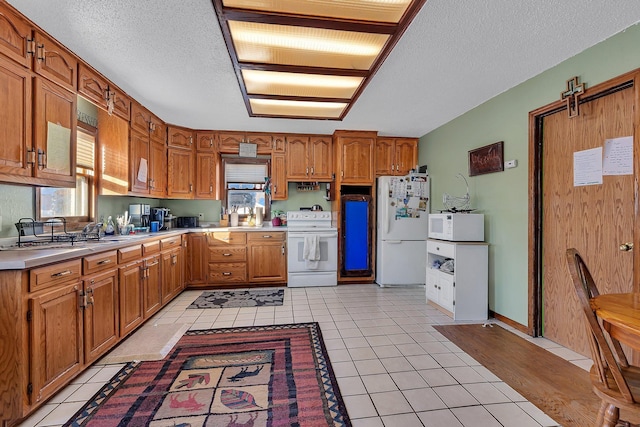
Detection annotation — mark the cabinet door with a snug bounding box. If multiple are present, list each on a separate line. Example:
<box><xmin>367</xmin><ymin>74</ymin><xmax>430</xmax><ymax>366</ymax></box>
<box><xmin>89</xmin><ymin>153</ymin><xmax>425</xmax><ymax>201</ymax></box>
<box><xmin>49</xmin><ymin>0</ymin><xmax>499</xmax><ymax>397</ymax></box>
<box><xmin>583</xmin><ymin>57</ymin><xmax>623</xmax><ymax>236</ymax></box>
<box><xmin>148</xmin><ymin>114</ymin><xmax>165</xmax><ymax>144</ymax></box>
<box><xmin>0</xmin><ymin>57</ymin><xmax>32</xmax><ymax>178</ymax></box>
<box><xmin>33</xmin><ymin>76</ymin><xmax>76</xmax><ymax>186</ymax></box>
<box><xmin>248</xmin><ymin>241</ymin><xmax>286</xmax><ymax>282</ymax></box>
<box><xmin>271</xmin><ymin>153</ymin><xmax>288</xmax><ymax>200</ymax></box>
<box><xmin>167</xmin><ymin>126</ymin><xmax>193</xmax><ymax>149</ymax></box>
<box><xmin>309</xmin><ymin>136</ymin><xmax>332</xmax><ymax>180</ymax></box>
<box><xmin>395</xmin><ymin>138</ymin><xmax>418</xmax><ymax>176</ymax></box>
<box><xmin>118</xmin><ymin>261</ymin><xmax>143</xmax><ymax>337</ymax></box>
<box><xmin>195</xmin><ymin>151</ymin><xmax>216</xmax><ymax>199</ymax></box>
<box><xmin>339</xmin><ymin>137</ymin><xmax>374</xmax><ymax>184</ymax></box>
<box><xmin>375</xmin><ymin>138</ymin><xmax>394</xmax><ymax>176</ymax></box>
<box><xmin>196</xmin><ymin>131</ymin><xmax>217</xmax><ymax>152</ymax></box>
<box><xmin>83</xmin><ymin>269</ymin><xmax>119</xmax><ymax>364</ymax></box>
<box><xmin>110</xmin><ymin>87</ymin><xmax>131</xmax><ymax>121</ymax></box>
<box><xmin>0</xmin><ymin>3</ymin><xmax>32</xmax><ymax>67</ymax></box>
<box><xmin>149</xmin><ymin>139</ymin><xmax>167</xmax><ymax>197</ymax></box>
<box><xmin>167</xmin><ymin>148</ymin><xmax>194</xmax><ymax>199</ymax></box>
<box><xmin>162</xmin><ymin>248</ymin><xmax>182</xmax><ymax>304</ymax></box>
<box><xmin>29</xmin><ymin>282</ymin><xmax>83</xmax><ymax>404</ymax></box>
<box><xmin>97</xmin><ymin>109</ymin><xmax>129</xmax><ymax>195</ymax></box>
<box><xmin>218</xmin><ymin>132</ymin><xmax>244</xmax><ymax>153</ymax></box>
<box><xmin>142</xmin><ymin>254</ymin><xmax>162</xmax><ymax>318</ymax></box>
<box><xmin>129</xmin><ymin>130</ymin><xmax>150</xmax><ymax>194</ymax></box>
<box><xmin>273</xmin><ymin>134</ymin><xmax>286</xmax><ymax>153</ymax></box>
<box><xmin>426</xmin><ymin>270</ymin><xmax>439</xmax><ymax>303</ymax></box>
<box><xmin>247</xmin><ymin>133</ymin><xmax>273</xmax><ymax>154</ymax></box>
<box><xmin>77</xmin><ymin>63</ymin><xmax>108</xmax><ymax>109</ymax></box>
<box><xmin>286</xmin><ymin>136</ymin><xmax>309</xmax><ymax>180</ymax></box>
<box><xmin>33</xmin><ymin>31</ymin><xmax>77</xmax><ymax>91</ymax></box>
<box><xmin>439</xmin><ymin>272</ymin><xmax>455</xmax><ymax>312</ymax></box>
<box><xmin>130</xmin><ymin>103</ymin><xmax>151</xmax><ymax>136</ymax></box>
<box><xmin>187</xmin><ymin>234</ymin><xmax>208</xmax><ymax>284</ymax></box>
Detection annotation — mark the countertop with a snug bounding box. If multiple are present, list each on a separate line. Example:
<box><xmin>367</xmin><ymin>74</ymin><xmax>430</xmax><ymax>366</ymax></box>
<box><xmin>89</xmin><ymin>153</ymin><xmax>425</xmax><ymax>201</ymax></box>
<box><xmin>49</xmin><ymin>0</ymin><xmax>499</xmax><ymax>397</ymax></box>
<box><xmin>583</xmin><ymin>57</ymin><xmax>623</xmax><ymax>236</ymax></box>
<box><xmin>0</xmin><ymin>225</ymin><xmax>289</xmax><ymax>270</ymax></box>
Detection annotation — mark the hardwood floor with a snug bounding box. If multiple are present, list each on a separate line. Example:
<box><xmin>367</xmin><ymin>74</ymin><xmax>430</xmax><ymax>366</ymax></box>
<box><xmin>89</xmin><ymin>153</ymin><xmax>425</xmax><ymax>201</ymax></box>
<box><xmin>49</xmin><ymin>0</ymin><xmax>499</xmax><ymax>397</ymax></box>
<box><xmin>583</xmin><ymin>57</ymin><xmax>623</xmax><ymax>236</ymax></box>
<box><xmin>434</xmin><ymin>323</ymin><xmax>598</xmax><ymax>427</ymax></box>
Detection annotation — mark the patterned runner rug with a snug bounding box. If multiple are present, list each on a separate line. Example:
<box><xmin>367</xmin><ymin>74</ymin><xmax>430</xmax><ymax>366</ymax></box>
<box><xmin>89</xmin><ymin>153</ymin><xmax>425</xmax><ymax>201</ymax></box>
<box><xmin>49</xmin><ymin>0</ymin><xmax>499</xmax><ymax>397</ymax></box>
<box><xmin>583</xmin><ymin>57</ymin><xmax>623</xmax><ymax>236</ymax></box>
<box><xmin>188</xmin><ymin>289</ymin><xmax>285</xmax><ymax>309</ymax></box>
<box><xmin>64</xmin><ymin>323</ymin><xmax>350</xmax><ymax>427</ymax></box>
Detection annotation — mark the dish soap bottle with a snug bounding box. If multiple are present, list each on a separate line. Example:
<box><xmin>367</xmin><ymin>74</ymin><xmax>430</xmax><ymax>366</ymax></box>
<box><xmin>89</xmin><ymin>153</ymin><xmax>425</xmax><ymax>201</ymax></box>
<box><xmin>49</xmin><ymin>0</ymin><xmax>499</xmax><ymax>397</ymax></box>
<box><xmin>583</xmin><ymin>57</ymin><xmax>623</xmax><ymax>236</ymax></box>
<box><xmin>105</xmin><ymin>216</ymin><xmax>115</xmax><ymax>235</ymax></box>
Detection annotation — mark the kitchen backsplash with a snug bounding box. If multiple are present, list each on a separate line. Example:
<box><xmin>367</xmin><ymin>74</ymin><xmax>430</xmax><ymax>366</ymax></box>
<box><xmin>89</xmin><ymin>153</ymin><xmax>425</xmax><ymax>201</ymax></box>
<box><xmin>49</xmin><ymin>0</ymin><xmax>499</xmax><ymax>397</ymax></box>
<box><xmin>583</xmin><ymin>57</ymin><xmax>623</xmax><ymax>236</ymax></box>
<box><xmin>0</xmin><ymin>184</ymin><xmax>36</xmax><ymax>238</ymax></box>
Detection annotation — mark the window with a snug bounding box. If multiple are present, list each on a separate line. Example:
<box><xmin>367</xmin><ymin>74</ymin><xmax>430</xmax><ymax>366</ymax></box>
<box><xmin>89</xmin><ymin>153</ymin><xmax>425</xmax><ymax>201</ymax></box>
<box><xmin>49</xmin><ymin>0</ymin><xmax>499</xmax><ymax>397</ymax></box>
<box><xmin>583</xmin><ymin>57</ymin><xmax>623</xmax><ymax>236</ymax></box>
<box><xmin>37</xmin><ymin>123</ymin><xmax>95</xmax><ymax>225</ymax></box>
<box><xmin>223</xmin><ymin>157</ymin><xmax>270</xmax><ymax>222</ymax></box>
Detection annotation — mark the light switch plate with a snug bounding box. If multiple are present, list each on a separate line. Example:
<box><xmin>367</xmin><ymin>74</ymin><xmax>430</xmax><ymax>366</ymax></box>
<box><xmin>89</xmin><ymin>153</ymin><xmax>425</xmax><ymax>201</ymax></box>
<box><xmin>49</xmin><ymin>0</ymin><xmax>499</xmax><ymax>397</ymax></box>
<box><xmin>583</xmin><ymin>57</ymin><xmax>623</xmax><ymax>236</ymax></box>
<box><xmin>505</xmin><ymin>159</ymin><xmax>518</xmax><ymax>169</ymax></box>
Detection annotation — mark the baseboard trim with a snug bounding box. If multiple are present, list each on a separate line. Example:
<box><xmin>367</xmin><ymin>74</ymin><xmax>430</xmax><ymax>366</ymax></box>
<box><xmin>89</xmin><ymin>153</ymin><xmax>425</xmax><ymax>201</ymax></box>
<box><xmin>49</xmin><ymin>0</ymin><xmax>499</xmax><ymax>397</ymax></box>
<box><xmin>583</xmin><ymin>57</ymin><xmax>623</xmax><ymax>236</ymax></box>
<box><xmin>490</xmin><ymin>311</ymin><xmax>529</xmax><ymax>335</ymax></box>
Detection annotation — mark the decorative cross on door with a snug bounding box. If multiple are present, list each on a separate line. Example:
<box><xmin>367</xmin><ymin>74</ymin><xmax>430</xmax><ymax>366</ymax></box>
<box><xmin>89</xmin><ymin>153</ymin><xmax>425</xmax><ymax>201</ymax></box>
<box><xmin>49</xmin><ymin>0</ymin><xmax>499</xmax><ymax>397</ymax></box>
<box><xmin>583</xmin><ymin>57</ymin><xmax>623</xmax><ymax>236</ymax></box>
<box><xmin>561</xmin><ymin>76</ymin><xmax>585</xmax><ymax>118</ymax></box>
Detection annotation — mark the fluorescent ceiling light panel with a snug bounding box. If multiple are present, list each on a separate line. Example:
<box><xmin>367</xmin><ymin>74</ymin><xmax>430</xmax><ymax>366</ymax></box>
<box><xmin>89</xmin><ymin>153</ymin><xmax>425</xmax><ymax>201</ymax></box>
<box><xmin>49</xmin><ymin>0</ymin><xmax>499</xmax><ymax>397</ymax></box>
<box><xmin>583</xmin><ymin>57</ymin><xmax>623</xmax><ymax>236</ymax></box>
<box><xmin>242</xmin><ymin>69</ymin><xmax>363</xmax><ymax>98</ymax></box>
<box><xmin>250</xmin><ymin>98</ymin><xmax>347</xmax><ymax>119</ymax></box>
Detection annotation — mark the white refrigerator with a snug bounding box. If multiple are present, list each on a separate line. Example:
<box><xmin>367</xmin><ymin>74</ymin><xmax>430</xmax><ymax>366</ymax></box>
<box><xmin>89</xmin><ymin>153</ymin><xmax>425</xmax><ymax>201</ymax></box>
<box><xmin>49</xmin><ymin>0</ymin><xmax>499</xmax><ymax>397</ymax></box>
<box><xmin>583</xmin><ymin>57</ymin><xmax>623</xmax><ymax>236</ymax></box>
<box><xmin>376</xmin><ymin>174</ymin><xmax>430</xmax><ymax>287</ymax></box>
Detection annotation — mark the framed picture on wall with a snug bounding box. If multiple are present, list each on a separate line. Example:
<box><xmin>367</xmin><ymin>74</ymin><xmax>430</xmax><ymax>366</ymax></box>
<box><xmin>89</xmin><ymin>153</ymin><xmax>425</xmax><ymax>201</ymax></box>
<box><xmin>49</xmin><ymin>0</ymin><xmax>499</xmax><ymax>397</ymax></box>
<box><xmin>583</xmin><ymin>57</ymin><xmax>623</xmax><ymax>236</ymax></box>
<box><xmin>468</xmin><ymin>141</ymin><xmax>504</xmax><ymax>176</ymax></box>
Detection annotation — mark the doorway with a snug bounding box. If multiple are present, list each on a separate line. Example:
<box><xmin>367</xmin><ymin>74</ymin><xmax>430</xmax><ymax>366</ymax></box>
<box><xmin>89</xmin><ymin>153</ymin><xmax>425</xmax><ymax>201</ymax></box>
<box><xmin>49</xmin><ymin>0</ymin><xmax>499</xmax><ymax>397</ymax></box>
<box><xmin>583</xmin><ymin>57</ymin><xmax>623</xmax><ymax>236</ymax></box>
<box><xmin>529</xmin><ymin>71</ymin><xmax>639</xmax><ymax>358</ymax></box>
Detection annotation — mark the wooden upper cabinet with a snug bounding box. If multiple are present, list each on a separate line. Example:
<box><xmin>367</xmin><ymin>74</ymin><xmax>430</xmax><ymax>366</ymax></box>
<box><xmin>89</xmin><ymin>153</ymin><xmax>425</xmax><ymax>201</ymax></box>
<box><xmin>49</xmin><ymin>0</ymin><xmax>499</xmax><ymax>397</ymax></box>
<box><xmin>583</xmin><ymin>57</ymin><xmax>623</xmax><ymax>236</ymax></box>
<box><xmin>97</xmin><ymin>109</ymin><xmax>129</xmax><ymax>195</ymax></box>
<box><xmin>334</xmin><ymin>131</ymin><xmax>376</xmax><ymax>185</ymax></box>
<box><xmin>286</xmin><ymin>135</ymin><xmax>309</xmax><ymax>180</ymax></box>
<box><xmin>0</xmin><ymin>3</ymin><xmax>32</xmax><ymax>68</ymax></box>
<box><xmin>196</xmin><ymin>131</ymin><xmax>217</xmax><ymax>152</ymax></box>
<box><xmin>148</xmin><ymin>113</ymin><xmax>165</xmax><ymax>144</ymax></box>
<box><xmin>376</xmin><ymin>137</ymin><xmax>418</xmax><ymax>176</ymax></box>
<box><xmin>129</xmin><ymin>130</ymin><xmax>150</xmax><ymax>194</ymax></box>
<box><xmin>149</xmin><ymin>139</ymin><xmax>167</xmax><ymax>197</ymax></box>
<box><xmin>218</xmin><ymin>131</ymin><xmax>273</xmax><ymax>154</ymax></box>
<box><xmin>78</xmin><ymin>63</ymin><xmax>131</xmax><ymax>121</ymax></box>
<box><xmin>167</xmin><ymin>147</ymin><xmax>194</xmax><ymax>199</ymax></box>
<box><xmin>273</xmin><ymin>134</ymin><xmax>286</xmax><ymax>153</ymax></box>
<box><xmin>167</xmin><ymin>126</ymin><xmax>194</xmax><ymax>150</ymax></box>
<box><xmin>33</xmin><ymin>31</ymin><xmax>77</xmax><ymax>91</ymax></box>
<box><xmin>130</xmin><ymin>103</ymin><xmax>152</xmax><ymax>135</ymax></box>
<box><xmin>309</xmin><ymin>136</ymin><xmax>332</xmax><ymax>180</ymax></box>
<box><xmin>0</xmin><ymin>57</ymin><xmax>32</xmax><ymax>179</ymax></box>
<box><xmin>195</xmin><ymin>151</ymin><xmax>217</xmax><ymax>199</ymax></box>
<box><xmin>271</xmin><ymin>153</ymin><xmax>287</xmax><ymax>200</ymax></box>
<box><xmin>33</xmin><ymin>76</ymin><xmax>76</xmax><ymax>186</ymax></box>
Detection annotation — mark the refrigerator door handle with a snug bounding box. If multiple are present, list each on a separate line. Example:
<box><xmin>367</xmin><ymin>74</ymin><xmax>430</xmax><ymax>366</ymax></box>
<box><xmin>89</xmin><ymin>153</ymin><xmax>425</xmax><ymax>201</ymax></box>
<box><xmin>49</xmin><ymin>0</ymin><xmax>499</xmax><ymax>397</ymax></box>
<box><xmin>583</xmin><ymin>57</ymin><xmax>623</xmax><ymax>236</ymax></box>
<box><xmin>384</xmin><ymin>181</ymin><xmax>391</xmax><ymax>234</ymax></box>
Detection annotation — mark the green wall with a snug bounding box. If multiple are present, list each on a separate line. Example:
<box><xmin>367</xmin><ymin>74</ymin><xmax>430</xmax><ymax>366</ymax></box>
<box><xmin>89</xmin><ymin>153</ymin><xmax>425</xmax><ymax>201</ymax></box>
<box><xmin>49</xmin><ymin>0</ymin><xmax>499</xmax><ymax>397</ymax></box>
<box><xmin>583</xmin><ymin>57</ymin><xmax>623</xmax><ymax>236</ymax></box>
<box><xmin>420</xmin><ymin>23</ymin><xmax>640</xmax><ymax>326</ymax></box>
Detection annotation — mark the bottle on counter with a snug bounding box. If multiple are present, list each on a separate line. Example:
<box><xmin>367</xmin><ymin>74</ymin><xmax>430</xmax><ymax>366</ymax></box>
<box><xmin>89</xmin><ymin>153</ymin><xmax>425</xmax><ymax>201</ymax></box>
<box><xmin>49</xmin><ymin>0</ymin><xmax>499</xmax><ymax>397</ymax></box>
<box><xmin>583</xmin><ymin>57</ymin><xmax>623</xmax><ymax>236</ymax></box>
<box><xmin>105</xmin><ymin>216</ymin><xmax>115</xmax><ymax>235</ymax></box>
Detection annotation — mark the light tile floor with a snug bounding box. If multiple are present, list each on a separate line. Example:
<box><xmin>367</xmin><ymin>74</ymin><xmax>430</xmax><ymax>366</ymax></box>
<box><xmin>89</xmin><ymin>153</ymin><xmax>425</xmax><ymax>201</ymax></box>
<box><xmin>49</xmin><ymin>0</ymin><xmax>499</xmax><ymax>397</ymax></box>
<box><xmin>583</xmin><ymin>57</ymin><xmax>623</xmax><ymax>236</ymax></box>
<box><xmin>18</xmin><ymin>284</ymin><xmax>592</xmax><ymax>427</ymax></box>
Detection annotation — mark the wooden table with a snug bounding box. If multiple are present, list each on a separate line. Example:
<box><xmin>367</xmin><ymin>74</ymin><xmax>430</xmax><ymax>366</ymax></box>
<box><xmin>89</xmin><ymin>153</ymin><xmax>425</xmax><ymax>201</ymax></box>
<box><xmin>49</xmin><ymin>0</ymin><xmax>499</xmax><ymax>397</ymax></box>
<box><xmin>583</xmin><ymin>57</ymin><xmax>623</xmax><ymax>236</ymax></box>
<box><xmin>591</xmin><ymin>293</ymin><xmax>640</xmax><ymax>351</ymax></box>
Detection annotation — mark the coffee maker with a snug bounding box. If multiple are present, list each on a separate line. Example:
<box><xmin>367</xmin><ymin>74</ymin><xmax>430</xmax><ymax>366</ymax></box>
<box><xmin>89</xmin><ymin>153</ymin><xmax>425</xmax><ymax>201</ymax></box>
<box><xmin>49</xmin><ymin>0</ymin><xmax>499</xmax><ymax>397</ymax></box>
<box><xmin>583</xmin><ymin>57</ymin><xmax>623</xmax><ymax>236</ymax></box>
<box><xmin>129</xmin><ymin>204</ymin><xmax>150</xmax><ymax>227</ymax></box>
<box><xmin>151</xmin><ymin>207</ymin><xmax>171</xmax><ymax>230</ymax></box>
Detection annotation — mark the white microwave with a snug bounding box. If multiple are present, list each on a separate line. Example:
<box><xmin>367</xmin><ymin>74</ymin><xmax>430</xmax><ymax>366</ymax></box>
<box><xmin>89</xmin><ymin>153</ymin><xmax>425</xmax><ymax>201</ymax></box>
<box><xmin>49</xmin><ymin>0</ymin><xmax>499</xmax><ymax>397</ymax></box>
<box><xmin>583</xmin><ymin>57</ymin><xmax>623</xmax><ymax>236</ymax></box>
<box><xmin>428</xmin><ymin>213</ymin><xmax>484</xmax><ymax>241</ymax></box>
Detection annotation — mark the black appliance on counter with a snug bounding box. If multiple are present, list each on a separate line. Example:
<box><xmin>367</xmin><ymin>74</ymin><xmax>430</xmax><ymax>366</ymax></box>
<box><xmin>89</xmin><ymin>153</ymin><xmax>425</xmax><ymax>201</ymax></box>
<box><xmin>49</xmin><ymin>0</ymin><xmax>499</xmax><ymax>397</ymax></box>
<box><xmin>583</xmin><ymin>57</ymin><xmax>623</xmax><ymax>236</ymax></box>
<box><xmin>151</xmin><ymin>207</ymin><xmax>170</xmax><ymax>230</ymax></box>
<box><xmin>177</xmin><ymin>216</ymin><xmax>199</xmax><ymax>228</ymax></box>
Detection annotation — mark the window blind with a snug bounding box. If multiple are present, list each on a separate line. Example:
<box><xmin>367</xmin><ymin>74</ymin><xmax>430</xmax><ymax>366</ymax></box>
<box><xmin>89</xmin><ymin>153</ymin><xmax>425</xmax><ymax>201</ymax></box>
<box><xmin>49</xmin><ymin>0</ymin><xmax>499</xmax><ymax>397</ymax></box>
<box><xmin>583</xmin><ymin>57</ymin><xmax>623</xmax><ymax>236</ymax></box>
<box><xmin>76</xmin><ymin>130</ymin><xmax>95</xmax><ymax>170</ymax></box>
<box><xmin>225</xmin><ymin>163</ymin><xmax>267</xmax><ymax>183</ymax></box>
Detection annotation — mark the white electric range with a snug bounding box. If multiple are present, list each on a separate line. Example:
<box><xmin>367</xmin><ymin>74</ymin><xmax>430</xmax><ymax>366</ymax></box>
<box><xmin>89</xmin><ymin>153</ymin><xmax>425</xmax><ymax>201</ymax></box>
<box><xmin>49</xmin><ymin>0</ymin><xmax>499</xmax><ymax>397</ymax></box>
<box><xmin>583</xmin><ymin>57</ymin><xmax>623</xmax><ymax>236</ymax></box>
<box><xmin>286</xmin><ymin>211</ymin><xmax>337</xmax><ymax>287</ymax></box>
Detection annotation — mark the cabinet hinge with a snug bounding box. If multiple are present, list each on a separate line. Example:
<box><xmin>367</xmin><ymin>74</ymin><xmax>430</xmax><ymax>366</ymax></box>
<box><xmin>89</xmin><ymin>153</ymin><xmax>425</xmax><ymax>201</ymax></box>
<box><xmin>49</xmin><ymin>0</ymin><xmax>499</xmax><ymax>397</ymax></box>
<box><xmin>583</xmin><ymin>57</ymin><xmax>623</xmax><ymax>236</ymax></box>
<box><xmin>78</xmin><ymin>291</ymin><xmax>88</xmax><ymax>309</ymax></box>
<box><xmin>26</xmin><ymin>148</ymin><xmax>36</xmax><ymax>168</ymax></box>
<box><xmin>27</xmin><ymin>383</ymin><xmax>33</xmax><ymax>395</ymax></box>
<box><xmin>26</xmin><ymin>38</ymin><xmax>35</xmax><ymax>56</ymax></box>
<box><xmin>26</xmin><ymin>310</ymin><xmax>32</xmax><ymax>322</ymax></box>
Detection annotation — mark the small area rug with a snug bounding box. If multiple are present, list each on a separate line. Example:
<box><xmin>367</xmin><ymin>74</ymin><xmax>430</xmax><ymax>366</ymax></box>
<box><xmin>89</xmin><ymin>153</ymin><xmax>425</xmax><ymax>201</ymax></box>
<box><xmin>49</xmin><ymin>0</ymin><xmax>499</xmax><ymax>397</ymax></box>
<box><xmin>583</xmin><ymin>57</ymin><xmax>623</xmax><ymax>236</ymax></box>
<box><xmin>64</xmin><ymin>323</ymin><xmax>351</xmax><ymax>427</ymax></box>
<box><xmin>434</xmin><ymin>323</ymin><xmax>597</xmax><ymax>427</ymax></box>
<box><xmin>188</xmin><ymin>289</ymin><xmax>285</xmax><ymax>309</ymax></box>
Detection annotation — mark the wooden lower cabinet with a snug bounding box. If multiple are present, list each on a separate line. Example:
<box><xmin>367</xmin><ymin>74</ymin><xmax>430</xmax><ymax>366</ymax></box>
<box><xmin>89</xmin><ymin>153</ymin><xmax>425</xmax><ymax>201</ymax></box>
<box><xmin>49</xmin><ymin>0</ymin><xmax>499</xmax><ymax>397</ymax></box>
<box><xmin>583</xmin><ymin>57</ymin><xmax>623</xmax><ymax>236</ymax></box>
<box><xmin>118</xmin><ymin>261</ymin><xmax>144</xmax><ymax>337</ymax></box>
<box><xmin>206</xmin><ymin>231</ymin><xmax>247</xmax><ymax>285</ymax></box>
<box><xmin>142</xmin><ymin>254</ymin><xmax>162</xmax><ymax>318</ymax></box>
<box><xmin>162</xmin><ymin>247</ymin><xmax>183</xmax><ymax>304</ymax></box>
<box><xmin>187</xmin><ymin>233</ymin><xmax>208</xmax><ymax>286</ymax></box>
<box><xmin>82</xmin><ymin>268</ymin><xmax>119</xmax><ymax>364</ymax></box>
<box><xmin>248</xmin><ymin>232</ymin><xmax>286</xmax><ymax>283</ymax></box>
<box><xmin>29</xmin><ymin>281</ymin><xmax>83</xmax><ymax>406</ymax></box>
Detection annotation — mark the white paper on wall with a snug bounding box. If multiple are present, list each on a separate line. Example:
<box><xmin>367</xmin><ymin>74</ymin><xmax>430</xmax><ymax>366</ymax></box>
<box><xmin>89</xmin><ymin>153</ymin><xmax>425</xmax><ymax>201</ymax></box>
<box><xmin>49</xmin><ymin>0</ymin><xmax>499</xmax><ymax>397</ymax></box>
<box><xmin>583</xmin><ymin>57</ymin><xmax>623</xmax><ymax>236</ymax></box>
<box><xmin>573</xmin><ymin>147</ymin><xmax>603</xmax><ymax>187</ymax></box>
<box><xmin>603</xmin><ymin>136</ymin><xmax>633</xmax><ymax>175</ymax></box>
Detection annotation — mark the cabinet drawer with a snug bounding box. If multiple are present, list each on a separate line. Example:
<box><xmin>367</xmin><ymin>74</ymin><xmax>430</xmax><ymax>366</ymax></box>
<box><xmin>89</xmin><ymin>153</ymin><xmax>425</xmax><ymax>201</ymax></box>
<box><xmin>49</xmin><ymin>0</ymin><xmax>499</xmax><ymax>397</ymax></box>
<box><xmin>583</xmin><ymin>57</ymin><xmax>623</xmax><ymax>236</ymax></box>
<box><xmin>84</xmin><ymin>250</ymin><xmax>118</xmax><ymax>275</ymax></box>
<box><xmin>209</xmin><ymin>247</ymin><xmax>247</xmax><ymax>262</ymax></box>
<box><xmin>247</xmin><ymin>231</ymin><xmax>285</xmax><ymax>242</ymax></box>
<box><xmin>209</xmin><ymin>263</ymin><xmax>247</xmax><ymax>283</ymax></box>
<box><xmin>207</xmin><ymin>232</ymin><xmax>246</xmax><ymax>246</ymax></box>
<box><xmin>30</xmin><ymin>259</ymin><xmax>82</xmax><ymax>292</ymax></box>
<box><xmin>142</xmin><ymin>239</ymin><xmax>160</xmax><ymax>255</ymax></box>
<box><xmin>160</xmin><ymin>236</ymin><xmax>182</xmax><ymax>250</ymax></box>
<box><xmin>427</xmin><ymin>240</ymin><xmax>455</xmax><ymax>258</ymax></box>
<box><xmin>118</xmin><ymin>245</ymin><xmax>142</xmax><ymax>264</ymax></box>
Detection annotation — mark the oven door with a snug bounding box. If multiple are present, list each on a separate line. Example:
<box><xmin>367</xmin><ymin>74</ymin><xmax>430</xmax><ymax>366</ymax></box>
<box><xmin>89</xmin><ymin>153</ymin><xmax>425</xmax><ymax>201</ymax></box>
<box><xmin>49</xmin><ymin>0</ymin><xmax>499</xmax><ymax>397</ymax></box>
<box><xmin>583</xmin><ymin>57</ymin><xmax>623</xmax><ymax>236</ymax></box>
<box><xmin>287</xmin><ymin>231</ymin><xmax>338</xmax><ymax>273</ymax></box>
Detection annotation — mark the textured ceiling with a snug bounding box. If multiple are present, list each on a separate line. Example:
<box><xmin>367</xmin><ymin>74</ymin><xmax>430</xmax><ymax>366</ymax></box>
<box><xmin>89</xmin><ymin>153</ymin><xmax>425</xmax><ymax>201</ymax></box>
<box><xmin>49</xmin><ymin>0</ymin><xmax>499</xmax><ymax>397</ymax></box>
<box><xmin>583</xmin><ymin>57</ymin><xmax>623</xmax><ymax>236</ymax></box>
<box><xmin>7</xmin><ymin>0</ymin><xmax>640</xmax><ymax>137</ymax></box>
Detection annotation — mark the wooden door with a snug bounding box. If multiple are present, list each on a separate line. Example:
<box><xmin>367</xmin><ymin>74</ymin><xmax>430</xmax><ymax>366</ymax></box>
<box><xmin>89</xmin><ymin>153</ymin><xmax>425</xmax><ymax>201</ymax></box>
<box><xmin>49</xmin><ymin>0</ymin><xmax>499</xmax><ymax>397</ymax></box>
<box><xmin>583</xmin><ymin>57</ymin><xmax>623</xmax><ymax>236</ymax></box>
<box><xmin>271</xmin><ymin>153</ymin><xmax>287</xmax><ymax>200</ymax></box>
<box><xmin>161</xmin><ymin>248</ymin><xmax>181</xmax><ymax>304</ymax></box>
<box><xmin>83</xmin><ymin>269</ymin><xmax>119</xmax><ymax>364</ymax></box>
<box><xmin>541</xmin><ymin>83</ymin><xmax>635</xmax><ymax>356</ymax></box>
<box><xmin>130</xmin><ymin>103</ymin><xmax>151</xmax><ymax>136</ymax></box>
<box><xmin>187</xmin><ymin>234</ymin><xmax>208</xmax><ymax>284</ymax></box>
<box><xmin>218</xmin><ymin>132</ymin><xmax>244</xmax><ymax>153</ymax></box>
<box><xmin>195</xmin><ymin>151</ymin><xmax>216</xmax><ymax>199</ymax></box>
<box><xmin>0</xmin><ymin>57</ymin><xmax>32</xmax><ymax>179</ymax></box>
<box><xmin>196</xmin><ymin>131</ymin><xmax>216</xmax><ymax>152</ymax></box>
<box><xmin>149</xmin><ymin>139</ymin><xmax>167</xmax><ymax>197</ymax></box>
<box><xmin>129</xmin><ymin>130</ymin><xmax>150</xmax><ymax>194</ymax></box>
<box><xmin>118</xmin><ymin>261</ymin><xmax>143</xmax><ymax>337</ymax></box>
<box><xmin>247</xmin><ymin>133</ymin><xmax>273</xmax><ymax>154</ymax></box>
<box><xmin>309</xmin><ymin>136</ymin><xmax>332</xmax><ymax>180</ymax></box>
<box><xmin>148</xmin><ymin>114</ymin><xmax>165</xmax><ymax>144</ymax></box>
<box><xmin>340</xmin><ymin>137</ymin><xmax>374</xmax><ymax>184</ymax></box>
<box><xmin>375</xmin><ymin>138</ymin><xmax>394</xmax><ymax>176</ymax></box>
<box><xmin>29</xmin><ymin>282</ymin><xmax>83</xmax><ymax>404</ymax></box>
<box><xmin>78</xmin><ymin>63</ymin><xmax>108</xmax><ymax>109</ymax></box>
<box><xmin>286</xmin><ymin>135</ymin><xmax>309</xmax><ymax>180</ymax></box>
<box><xmin>167</xmin><ymin>126</ymin><xmax>193</xmax><ymax>149</ymax></box>
<box><xmin>33</xmin><ymin>76</ymin><xmax>76</xmax><ymax>186</ymax></box>
<box><xmin>167</xmin><ymin>148</ymin><xmax>194</xmax><ymax>198</ymax></box>
<box><xmin>33</xmin><ymin>31</ymin><xmax>77</xmax><ymax>91</ymax></box>
<box><xmin>142</xmin><ymin>254</ymin><xmax>162</xmax><ymax>318</ymax></box>
<box><xmin>97</xmin><ymin>109</ymin><xmax>129</xmax><ymax>195</ymax></box>
<box><xmin>395</xmin><ymin>138</ymin><xmax>417</xmax><ymax>176</ymax></box>
<box><xmin>0</xmin><ymin>3</ymin><xmax>32</xmax><ymax>68</ymax></box>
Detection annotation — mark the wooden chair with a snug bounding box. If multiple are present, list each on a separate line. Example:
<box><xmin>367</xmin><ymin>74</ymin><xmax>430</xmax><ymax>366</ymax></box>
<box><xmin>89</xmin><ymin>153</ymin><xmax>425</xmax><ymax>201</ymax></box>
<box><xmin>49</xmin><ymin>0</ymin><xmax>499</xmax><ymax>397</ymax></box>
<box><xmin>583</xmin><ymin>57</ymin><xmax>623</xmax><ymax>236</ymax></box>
<box><xmin>566</xmin><ymin>248</ymin><xmax>640</xmax><ymax>427</ymax></box>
